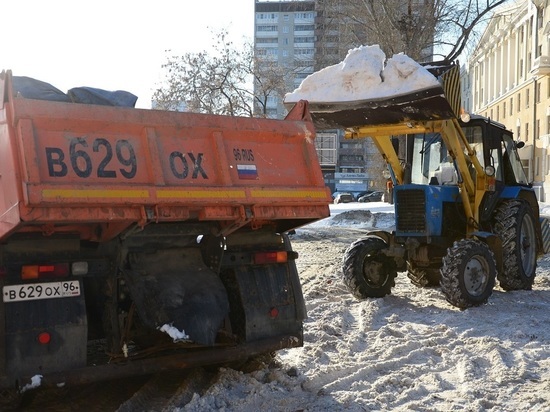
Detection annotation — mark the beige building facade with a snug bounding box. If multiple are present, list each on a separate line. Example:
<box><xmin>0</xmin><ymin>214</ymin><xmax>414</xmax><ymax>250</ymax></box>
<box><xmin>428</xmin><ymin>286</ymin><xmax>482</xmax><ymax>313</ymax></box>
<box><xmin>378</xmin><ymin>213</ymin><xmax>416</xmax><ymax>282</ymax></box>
<box><xmin>465</xmin><ymin>0</ymin><xmax>550</xmax><ymax>201</ymax></box>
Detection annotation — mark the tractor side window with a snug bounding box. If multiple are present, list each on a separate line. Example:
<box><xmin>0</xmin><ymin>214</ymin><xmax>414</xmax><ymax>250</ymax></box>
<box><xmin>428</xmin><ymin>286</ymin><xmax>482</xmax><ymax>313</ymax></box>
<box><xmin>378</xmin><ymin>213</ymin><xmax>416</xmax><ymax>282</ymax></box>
<box><xmin>502</xmin><ymin>135</ymin><xmax>529</xmax><ymax>185</ymax></box>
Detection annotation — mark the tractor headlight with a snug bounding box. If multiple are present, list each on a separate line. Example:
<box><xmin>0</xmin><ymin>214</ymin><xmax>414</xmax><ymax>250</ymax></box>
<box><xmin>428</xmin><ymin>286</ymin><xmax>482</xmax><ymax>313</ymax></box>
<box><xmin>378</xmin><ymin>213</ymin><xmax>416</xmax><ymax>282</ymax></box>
<box><xmin>485</xmin><ymin>165</ymin><xmax>495</xmax><ymax>176</ymax></box>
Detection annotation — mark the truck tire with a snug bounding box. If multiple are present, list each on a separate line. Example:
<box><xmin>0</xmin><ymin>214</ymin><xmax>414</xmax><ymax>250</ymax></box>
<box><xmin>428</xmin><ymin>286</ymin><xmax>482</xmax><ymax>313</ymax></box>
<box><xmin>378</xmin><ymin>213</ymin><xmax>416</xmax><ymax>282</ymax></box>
<box><xmin>407</xmin><ymin>263</ymin><xmax>440</xmax><ymax>287</ymax></box>
<box><xmin>342</xmin><ymin>237</ymin><xmax>397</xmax><ymax>299</ymax></box>
<box><xmin>492</xmin><ymin>199</ymin><xmax>537</xmax><ymax>290</ymax></box>
<box><xmin>440</xmin><ymin>239</ymin><xmax>496</xmax><ymax>308</ymax></box>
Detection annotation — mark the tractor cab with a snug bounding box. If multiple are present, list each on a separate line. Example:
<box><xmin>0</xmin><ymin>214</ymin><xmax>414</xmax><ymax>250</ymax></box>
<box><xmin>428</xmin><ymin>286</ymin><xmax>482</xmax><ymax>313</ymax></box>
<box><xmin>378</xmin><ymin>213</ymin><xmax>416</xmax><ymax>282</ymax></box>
<box><xmin>405</xmin><ymin>115</ymin><xmax>528</xmax><ymax>188</ymax></box>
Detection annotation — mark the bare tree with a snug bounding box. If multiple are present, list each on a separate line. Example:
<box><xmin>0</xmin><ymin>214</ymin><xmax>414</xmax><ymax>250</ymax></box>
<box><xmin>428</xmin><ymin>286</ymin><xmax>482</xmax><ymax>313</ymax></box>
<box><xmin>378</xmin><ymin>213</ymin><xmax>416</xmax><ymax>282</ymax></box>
<box><xmin>153</xmin><ymin>29</ymin><xmax>286</xmax><ymax>117</ymax></box>
<box><xmin>315</xmin><ymin>0</ymin><xmax>511</xmax><ymax>64</ymax></box>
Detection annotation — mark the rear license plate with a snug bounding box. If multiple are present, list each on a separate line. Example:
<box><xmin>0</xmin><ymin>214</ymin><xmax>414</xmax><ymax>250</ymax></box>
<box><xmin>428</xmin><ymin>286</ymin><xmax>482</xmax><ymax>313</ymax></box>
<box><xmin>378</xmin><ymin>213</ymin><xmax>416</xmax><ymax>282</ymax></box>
<box><xmin>2</xmin><ymin>280</ymin><xmax>81</xmax><ymax>303</ymax></box>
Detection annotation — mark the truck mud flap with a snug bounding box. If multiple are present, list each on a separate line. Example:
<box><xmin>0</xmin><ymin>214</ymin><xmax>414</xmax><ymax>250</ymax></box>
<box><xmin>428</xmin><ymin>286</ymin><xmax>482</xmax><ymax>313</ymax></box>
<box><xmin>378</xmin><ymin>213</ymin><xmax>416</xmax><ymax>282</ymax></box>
<box><xmin>220</xmin><ymin>262</ymin><xmax>305</xmax><ymax>343</ymax></box>
<box><xmin>122</xmin><ymin>248</ymin><xmax>229</xmax><ymax>346</ymax></box>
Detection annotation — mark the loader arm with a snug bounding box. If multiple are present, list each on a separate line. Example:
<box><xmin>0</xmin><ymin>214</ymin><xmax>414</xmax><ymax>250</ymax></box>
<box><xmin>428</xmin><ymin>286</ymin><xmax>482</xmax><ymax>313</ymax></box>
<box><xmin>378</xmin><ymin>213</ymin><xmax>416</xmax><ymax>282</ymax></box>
<box><xmin>345</xmin><ymin>121</ymin><xmax>437</xmax><ymax>186</ymax></box>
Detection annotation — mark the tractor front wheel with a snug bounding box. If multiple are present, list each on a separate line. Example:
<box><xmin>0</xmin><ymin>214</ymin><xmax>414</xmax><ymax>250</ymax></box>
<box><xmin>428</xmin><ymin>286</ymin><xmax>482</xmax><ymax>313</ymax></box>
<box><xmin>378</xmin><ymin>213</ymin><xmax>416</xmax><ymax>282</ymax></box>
<box><xmin>440</xmin><ymin>239</ymin><xmax>496</xmax><ymax>309</ymax></box>
<box><xmin>342</xmin><ymin>237</ymin><xmax>397</xmax><ymax>299</ymax></box>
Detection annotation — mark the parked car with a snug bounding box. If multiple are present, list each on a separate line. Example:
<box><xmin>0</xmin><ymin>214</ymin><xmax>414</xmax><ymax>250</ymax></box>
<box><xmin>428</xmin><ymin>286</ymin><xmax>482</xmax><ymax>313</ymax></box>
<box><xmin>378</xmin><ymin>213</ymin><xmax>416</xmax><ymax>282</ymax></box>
<box><xmin>352</xmin><ymin>191</ymin><xmax>374</xmax><ymax>201</ymax></box>
<box><xmin>334</xmin><ymin>192</ymin><xmax>354</xmax><ymax>204</ymax></box>
<box><xmin>358</xmin><ymin>191</ymin><xmax>384</xmax><ymax>202</ymax></box>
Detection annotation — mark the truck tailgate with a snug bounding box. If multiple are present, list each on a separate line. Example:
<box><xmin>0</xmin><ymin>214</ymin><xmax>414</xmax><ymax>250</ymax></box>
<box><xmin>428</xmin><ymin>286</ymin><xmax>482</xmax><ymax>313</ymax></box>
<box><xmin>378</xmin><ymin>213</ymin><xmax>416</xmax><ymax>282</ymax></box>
<box><xmin>0</xmin><ymin>86</ymin><xmax>330</xmax><ymax>240</ymax></box>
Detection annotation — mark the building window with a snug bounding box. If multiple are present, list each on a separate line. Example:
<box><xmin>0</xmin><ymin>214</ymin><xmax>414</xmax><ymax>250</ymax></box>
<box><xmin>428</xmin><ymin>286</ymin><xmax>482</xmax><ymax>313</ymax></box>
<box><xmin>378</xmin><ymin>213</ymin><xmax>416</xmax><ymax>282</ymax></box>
<box><xmin>526</xmin><ymin>89</ymin><xmax>530</xmax><ymax>109</ymax></box>
<box><xmin>536</xmin><ymin>119</ymin><xmax>540</xmax><ymax>140</ymax></box>
<box><xmin>503</xmin><ymin>102</ymin><xmax>506</xmax><ymax>119</ymax></box>
<box><xmin>537</xmin><ymin>82</ymin><xmax>541</xmax><ymax>103</ymax></box>
<box><xmin>294</xmin><ymin>36</ymin><xmax>315</xmax><ymax>43</ymax></box>
<box><xmin>520</xmin><ymin>59</ymin><xmax>524</xmax><ymax>78</ymax></box>
<box><xmin>256</xmin><ymin>37</ymin><xmax>278</xmax><ymax>44</ymax></box>
<box><xmin>257</xmin><ymin>25</ymin><xmax>277</xmax><ymax>32</ymax></box>
<box><xmin>510</xmin><ymin>97</ymin><xmax>513</xmax><ymax>115</ymax></box>
<box><xmin>294</xmin><ymin>24</ymin><xmax>315</xmax><ymax>31</ymax></box>
<box><xmin>283</xmin><ymin>15</ymin><xmax>289</xmax><ymax>22</ymax></box>
<box><xmin>282</xmin><ymin>26</ymin><xmax>289</xmax><ymax>34</ymax></box>
<box><xmin>340</xmin><ymin>142</ymin><xmax>362</xmax><ymax>149</ymax></box>
<box><xmin>295</xmin><ymin>48</ymin><xmax>314</xmax><ymax>56</ymax></box>
<box><xmin>257</xmin><ymin>13</ymin><xmax>277</xmax><ymax>20</ymax></box>
<box><xmin>340</xmin><ymin>155</ymin><xmax>364</xmax><ymax>162</ymax></box>
<box><xmin>517</xmin><ymin>93</ymin><xmax>521</xmax><ymax>112</ymax></box>
<box><xmin>526</xmin><ymin>123</ymin><xmax>529</xmax><ymax>142</ymax></box>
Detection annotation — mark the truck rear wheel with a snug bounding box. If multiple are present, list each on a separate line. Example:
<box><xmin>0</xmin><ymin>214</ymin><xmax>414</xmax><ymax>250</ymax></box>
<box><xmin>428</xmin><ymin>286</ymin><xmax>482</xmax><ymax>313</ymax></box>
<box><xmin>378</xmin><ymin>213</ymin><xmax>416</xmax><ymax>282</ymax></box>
<box><xmin>440</xmin><ymin>239</ymin><xmax>496</xmax><ymax>308</ymax></box>
<box><xmin>492</xmin><ymin>199</ymin><xmax>537</xmax><ymax>290</ymax></box>
<box><xmin>342</xmin><ymin>237</ymin><xmax>397</xmax><ymax>299</ymax></box>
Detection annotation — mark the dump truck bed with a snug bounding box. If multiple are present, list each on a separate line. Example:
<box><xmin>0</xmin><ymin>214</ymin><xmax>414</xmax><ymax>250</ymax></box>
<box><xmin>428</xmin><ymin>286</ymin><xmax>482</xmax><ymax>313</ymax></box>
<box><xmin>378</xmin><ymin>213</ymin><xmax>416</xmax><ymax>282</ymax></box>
<box><xmin>0</xmin><ymin>72</ymin><xmax>330</xmax><ymax>242</ymax></box>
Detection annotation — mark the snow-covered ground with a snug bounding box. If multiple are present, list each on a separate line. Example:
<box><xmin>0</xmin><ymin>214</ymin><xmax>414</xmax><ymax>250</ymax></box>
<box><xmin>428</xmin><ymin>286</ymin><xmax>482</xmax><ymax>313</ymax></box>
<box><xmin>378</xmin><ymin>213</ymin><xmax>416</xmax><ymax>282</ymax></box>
<box><xmin>181</xmin><ymin>202</ymin><xmax>550</xmax><ymax>412</ymax></box>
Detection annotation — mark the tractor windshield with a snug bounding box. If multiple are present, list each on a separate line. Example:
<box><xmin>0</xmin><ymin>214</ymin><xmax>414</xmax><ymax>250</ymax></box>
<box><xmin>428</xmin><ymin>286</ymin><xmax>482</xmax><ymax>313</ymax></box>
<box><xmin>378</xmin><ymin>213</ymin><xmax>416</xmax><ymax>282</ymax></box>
<box><xmin>410</xmin><ymin>133</ymin><xmax>456</xmax><ymax>185</ymax></box>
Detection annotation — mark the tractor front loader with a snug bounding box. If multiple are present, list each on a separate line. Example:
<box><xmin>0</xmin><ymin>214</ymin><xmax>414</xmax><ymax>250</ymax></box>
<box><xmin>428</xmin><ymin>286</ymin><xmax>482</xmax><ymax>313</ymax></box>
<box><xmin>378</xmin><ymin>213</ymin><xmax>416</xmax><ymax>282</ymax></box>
<box><xmin>303</xmin><ymin>62</ymin><xmax>550</xmax><ymax>308</ymax></box>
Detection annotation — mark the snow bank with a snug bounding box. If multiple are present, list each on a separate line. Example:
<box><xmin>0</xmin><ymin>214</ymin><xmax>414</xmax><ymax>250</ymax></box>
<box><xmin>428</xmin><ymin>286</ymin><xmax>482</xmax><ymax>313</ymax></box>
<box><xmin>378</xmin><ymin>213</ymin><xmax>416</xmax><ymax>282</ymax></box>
<box><xmin>180</xmin><ymin>202</ymin><xmax>550</xmax><ymax>412</ymax></box>
<box><xmin>284</xmin><ymin>45</ymin><xmax>440</xmax><ymax>104</ymax></box>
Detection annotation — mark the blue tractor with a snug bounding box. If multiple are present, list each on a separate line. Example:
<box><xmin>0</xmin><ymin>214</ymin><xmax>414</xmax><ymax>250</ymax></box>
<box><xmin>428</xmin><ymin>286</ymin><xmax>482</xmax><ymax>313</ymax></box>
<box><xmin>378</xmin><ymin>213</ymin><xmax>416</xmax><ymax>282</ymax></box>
<box><xmin>305</xmin><ymin>62</ymin><xmax>548</xmax><ymax>308</ymax></box>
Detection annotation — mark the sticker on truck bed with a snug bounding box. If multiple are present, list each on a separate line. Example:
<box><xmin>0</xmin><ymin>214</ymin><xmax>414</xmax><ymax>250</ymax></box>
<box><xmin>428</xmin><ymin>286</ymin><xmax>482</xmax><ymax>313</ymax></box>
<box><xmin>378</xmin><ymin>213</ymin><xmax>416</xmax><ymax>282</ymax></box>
<box><xmin>237</xmin><ymin>164</ymin><xmax>258</xmax><ymax>180</ymax></box>
<box><xmin>3</xmin><ymin>280</ymin><xmax>80</xmax><ymax>303</ymax></box>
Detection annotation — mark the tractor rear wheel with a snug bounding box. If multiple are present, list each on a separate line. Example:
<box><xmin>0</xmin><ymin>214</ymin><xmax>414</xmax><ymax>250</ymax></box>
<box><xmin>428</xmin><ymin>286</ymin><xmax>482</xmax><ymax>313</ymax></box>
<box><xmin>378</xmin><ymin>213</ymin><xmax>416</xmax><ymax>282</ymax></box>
<box><xmin>407</xmin><ymin>263</ymin><xmax>440</xmax><ymax>287</ymax></box>
<box><xmin>492</xmin><ymin>199</ymin><xmax>537</xmax><ymax>290</ymax></box>
<box><xmin>342</xmin><ymin>237</ymin><xmax>397</xmax><ymax>299</ymax></box>
<box><xmin>440</xmin><ymin>239</ymin><xmax>496</xmax><ymax>308</ymax></box>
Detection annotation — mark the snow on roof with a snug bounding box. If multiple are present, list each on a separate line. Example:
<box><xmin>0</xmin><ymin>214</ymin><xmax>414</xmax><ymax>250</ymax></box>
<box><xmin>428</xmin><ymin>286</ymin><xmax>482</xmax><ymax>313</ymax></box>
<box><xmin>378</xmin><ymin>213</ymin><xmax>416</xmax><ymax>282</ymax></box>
<box><xmin>284</xmin><ymin>45</ymin><xmax>440</xmax><ymax>104</ymax></box>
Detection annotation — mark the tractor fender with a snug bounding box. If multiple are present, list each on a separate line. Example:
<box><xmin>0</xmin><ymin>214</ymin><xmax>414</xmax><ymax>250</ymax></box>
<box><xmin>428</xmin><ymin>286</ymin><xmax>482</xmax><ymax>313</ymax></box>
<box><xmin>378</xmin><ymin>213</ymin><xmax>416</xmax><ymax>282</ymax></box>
<box><xmin>363</xmin><ymin>230</ymin><xmax>407</xmax><ymax>271</ymax></box>
<box><xmin>540</xmin><ymin>216</ymin><xmax>550</xmax><ymax>254</ymax></box>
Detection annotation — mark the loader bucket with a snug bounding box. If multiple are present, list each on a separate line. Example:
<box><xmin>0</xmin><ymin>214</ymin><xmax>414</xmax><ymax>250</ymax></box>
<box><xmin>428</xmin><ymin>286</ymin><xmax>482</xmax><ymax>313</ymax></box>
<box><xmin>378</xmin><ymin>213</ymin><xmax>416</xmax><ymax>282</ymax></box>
<box><xmin>307</xmin><ymin>85</ymin><xmax>453</xmax><ymax>130</ymax></box>
<box><xmin>300</xmin><ymin>61</ymin><xmax>462</xmax><ymax>130</ymax></box>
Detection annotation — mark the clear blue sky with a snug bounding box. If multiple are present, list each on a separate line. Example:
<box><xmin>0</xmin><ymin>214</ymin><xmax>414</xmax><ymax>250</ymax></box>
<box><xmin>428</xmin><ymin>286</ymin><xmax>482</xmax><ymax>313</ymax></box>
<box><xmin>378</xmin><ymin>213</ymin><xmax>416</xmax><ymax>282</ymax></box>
<box><xmin>2</xmin><ymin>0</ymin><xmax>254</xmax><ymax>108</ymax></box>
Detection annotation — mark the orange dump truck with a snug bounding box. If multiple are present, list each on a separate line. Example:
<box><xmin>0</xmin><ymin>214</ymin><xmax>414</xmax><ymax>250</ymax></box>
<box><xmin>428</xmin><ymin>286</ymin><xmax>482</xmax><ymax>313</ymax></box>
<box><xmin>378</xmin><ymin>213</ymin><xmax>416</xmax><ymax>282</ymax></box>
<box><xmin>0</xmin><ymin>70</ymin><xmax>330</xmax><ymax>392</ymax></box>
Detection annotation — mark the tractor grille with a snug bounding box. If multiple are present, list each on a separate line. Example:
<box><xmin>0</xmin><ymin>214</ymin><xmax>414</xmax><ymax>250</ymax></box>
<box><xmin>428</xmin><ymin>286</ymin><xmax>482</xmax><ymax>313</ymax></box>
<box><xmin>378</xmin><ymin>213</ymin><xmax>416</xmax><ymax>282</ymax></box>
<box><xmin>396</xmin><ymin>189</ymin><xmax>426</xmax><ymax>233</ymax></box>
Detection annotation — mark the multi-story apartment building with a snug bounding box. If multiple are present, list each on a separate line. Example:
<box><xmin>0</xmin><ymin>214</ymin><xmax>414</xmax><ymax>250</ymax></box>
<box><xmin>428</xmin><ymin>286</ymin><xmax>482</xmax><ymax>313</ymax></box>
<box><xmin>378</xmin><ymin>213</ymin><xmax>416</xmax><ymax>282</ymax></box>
<box><xmin>254</xmin><ymin>0</ymin><xmax>316</xmax><ymax>119</ymax></box>
<box><xmin>254</xmin><ymin>0</ymin><xmax>386</xmax><ymax>194</ymax></box>
<box><xmin>465</xmin><ymin>0</ymin><xmax>550</xmax><ymax>201</ymax></box>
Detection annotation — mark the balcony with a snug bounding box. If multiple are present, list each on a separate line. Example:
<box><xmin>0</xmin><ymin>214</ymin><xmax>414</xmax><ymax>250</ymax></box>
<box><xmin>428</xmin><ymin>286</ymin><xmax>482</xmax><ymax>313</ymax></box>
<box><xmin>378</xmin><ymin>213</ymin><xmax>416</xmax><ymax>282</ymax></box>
<box><xmin>531</xmin><ymin>56</ymin><xmax>550</xmax><ymax>76</ymax></box>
